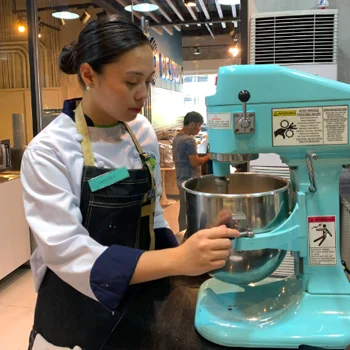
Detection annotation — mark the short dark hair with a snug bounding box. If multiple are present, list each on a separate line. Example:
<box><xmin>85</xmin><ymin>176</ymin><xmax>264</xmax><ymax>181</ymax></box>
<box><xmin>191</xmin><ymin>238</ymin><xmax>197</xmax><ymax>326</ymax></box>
<box><xmin>183</xmin><ymin>111</ymin><xmax>204</xmax><ymax>126</ymax></box>
<box><xmin>59</xmin><ymin>15</ymin><xmax>150</xmax><ymax>86</ymax></box>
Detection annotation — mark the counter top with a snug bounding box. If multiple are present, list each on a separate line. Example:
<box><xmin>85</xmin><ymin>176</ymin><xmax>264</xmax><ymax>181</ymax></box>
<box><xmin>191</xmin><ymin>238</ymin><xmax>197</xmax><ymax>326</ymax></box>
<box><xmin>104</xmin><ymin>274</ymin><xmax>291</xmax><ymax>350</ymax></box>
<box><xmin>0</xmin><ymin>171</ymin><xmax>20</xmax><ymax>184</ymax></box>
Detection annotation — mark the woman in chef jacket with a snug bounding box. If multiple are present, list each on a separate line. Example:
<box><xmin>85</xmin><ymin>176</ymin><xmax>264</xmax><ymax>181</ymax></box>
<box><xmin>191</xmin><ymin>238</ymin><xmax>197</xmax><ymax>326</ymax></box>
<box><xmin>21</xmin><ymin>15</ymin><xmax>238</xmax><ymax>350</ymax></box>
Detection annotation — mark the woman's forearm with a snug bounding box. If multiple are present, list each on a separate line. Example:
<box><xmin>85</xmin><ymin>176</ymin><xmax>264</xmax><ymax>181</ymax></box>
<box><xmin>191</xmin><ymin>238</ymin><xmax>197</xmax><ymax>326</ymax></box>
<box><xmin>130</xmin><ymin>248</ymin><xmax>180</xmax><ymax>284</ymax></box>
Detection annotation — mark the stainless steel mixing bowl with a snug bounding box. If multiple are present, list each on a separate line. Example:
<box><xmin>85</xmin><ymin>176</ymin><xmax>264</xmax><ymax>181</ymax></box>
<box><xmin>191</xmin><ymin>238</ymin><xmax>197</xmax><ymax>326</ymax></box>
<box><xmin>182</xmin><ymin>173</ymin><xmax>290</xmax><ymax>285</ymax></box>
<box><xmin>212</xmin><ymin>247</ymin><xmax>287</xmax><ymax>285</ymax></box>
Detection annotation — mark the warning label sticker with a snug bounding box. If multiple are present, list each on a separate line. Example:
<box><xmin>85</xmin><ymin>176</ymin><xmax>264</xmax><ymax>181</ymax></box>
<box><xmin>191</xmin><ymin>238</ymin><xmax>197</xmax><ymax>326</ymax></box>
<box><xmin>207</xmin><ymin>113</ymin><xmax>231</xmax><ymax>129</ymax></box>
<box><xmin>308</xmin><ymin>216</ymin><xmax>336</xmax><ymax>266</ymax></box>
<box><xmin>272</xmin><ymin>106</ymin><xmax>348</xmax><ymax>146</ymax></box>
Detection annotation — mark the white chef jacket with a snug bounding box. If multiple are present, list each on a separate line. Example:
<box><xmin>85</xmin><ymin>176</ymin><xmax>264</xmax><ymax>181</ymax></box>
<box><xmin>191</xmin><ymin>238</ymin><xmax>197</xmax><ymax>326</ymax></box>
<box><xmin>21</xmin><ymin>110</ymin><xmax>170</xmax><ymax>308</ymax></box>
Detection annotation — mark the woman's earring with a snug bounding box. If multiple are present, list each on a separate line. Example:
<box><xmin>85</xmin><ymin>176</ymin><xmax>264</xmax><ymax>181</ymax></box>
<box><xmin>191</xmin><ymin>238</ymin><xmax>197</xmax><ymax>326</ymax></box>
<box><xmin>86</xmin><ymin>85</ymin><xmax>92</xmax><ymax>91</ymax></box>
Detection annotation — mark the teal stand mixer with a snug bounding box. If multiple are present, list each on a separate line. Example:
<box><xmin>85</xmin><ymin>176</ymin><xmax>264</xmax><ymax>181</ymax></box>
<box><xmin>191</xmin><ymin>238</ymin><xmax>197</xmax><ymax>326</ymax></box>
<box><xmin>192</xmin><ymin>65</ymin><xmax>350</xmax><ymax>349</ymax></box>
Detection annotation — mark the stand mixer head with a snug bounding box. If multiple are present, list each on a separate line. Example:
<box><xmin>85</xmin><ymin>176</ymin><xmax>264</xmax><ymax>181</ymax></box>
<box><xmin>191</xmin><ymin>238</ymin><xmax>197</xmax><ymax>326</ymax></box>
<box><xmin>187</xmin><ymin>64</ymin><xmax>350</xmax><ymax>349</ymax></box>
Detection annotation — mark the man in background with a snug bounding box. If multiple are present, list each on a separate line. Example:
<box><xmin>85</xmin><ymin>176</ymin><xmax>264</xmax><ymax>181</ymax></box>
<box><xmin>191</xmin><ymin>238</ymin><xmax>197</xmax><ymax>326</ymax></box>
<box><xmin>172</xmin><ymin>111</ymin><xmax>210</xmax><ymax>231</ymax></box>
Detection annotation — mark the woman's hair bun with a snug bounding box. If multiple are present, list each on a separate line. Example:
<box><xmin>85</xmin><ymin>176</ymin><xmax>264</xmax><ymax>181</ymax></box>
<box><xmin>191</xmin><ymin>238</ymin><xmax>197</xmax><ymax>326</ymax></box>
<box><xmin>59</xmin><ymin>41</ymin><xmax>79</xmax><ymax>75</ymax></box>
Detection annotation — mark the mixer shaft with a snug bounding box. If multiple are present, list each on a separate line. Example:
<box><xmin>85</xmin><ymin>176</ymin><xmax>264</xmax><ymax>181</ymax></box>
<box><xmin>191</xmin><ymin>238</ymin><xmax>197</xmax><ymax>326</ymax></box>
<box><xmin>214</xmin><ymin>176</ymin><xmax>230</xmax><ymax>194</ymax></box>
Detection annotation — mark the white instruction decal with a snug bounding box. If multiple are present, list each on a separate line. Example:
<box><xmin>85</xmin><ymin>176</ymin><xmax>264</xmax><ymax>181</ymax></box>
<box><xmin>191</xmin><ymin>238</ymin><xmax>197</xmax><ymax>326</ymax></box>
<box><xmin>308</xmin><ymin>216</ymin><xmax>336</xmax><ymax>266</ymax></box>
<box><xmin>272</xmin><ymin>106</ymin><xmax>348</xmax><ymax>146</ymax></box>
<box><xmin>207</xmin><ymin>113</ymin><xmax>231</xmax><ymax>129</ymax></box>
<box><xmin>323</xmin><ymin>106</ymin><xmax>348</xmax><ymax>144</ymax></box>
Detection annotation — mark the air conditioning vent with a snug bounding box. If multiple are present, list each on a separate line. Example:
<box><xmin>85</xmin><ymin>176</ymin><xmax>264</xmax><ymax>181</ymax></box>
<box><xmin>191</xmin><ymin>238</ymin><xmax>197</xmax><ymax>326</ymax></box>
<box><xmin>250</xmin><ymin>10</ymin><xmax>338</xmax><ymax>65</ymax></box>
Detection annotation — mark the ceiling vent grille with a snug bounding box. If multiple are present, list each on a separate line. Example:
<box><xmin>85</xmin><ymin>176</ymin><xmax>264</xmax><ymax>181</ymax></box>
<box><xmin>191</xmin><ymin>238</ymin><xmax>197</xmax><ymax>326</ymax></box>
<box><xmin>250</xmin><ymin>10</ymin><xmax>338</xmax><ymax>65</ymax></box>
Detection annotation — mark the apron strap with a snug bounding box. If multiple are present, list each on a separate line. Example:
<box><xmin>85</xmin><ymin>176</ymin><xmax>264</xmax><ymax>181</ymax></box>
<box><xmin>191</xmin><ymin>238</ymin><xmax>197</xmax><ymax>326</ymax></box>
<box><xmin>122</xmin><ymin>121</ymin><xmax>156</xmax><ymax>251</ymax></box>
<box><xmin>74</xmin><ymin>102</ymin><xmax>156</xmax><ymax>251</ymax></box>
<box><xmin>75</xmin><ymin>102</ymin><xmax>95</xmax><ymax>166</ymax></box>
<box><xmin>121</xmin><ymin>122</ymin><xmax>155</xmax><ymax>181</ymax></box>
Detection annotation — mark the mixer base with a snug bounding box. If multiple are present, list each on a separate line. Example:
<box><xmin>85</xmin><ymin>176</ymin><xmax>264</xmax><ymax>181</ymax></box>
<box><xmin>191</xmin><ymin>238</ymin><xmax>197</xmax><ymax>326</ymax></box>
<box><xmin>195</xmin><ymin>277</ymin><xmax>350</xmax><ymax>349</ymax></box>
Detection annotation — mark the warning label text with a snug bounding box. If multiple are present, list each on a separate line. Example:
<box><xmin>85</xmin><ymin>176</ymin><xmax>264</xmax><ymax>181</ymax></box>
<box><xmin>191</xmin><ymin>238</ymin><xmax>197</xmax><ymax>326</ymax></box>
<box><xmin>272</xmin><ymin>106</ymin><xmax>348</xmax><ymax>147</ymax></box>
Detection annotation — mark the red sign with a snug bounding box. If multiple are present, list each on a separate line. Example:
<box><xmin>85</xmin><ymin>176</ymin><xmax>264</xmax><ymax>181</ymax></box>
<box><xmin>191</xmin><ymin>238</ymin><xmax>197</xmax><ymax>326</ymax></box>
<box><xmin>308</xmin><ymin>216</ymin><xmax>335</xmax><ymax>223</ymax></box>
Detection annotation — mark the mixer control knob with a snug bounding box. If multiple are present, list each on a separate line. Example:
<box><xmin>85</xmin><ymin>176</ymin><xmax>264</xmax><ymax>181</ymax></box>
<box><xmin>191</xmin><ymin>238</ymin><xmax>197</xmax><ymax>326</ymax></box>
<box><xmin>239</xmin><ymin>118</ymin><xmax>250</xmax><ymax>129</ymax></box>
<box><xmin>238</xmin><ymin>90</ymin><xmax>251</xmax><ymax>103</ymax></box>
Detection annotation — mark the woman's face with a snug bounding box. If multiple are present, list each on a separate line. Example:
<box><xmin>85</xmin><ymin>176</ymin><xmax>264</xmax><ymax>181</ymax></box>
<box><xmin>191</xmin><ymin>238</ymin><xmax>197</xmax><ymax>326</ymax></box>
<box><xmin>83</xmin><ymin>44</ymin><xmax>154</xmax><ymax>123</ymax></box>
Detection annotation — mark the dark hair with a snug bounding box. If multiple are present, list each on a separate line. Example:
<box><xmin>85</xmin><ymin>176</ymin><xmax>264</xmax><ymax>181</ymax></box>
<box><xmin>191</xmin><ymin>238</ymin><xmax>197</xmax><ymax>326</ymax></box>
<box><xmin>59</xmin><ymin>15</ymin><xmax>150</xmax><ymax>86</ymax></box>
<box><xmin>184</xmin><ymin>111</ymin><xmax>204</xmax><ymax>126</ymax></box>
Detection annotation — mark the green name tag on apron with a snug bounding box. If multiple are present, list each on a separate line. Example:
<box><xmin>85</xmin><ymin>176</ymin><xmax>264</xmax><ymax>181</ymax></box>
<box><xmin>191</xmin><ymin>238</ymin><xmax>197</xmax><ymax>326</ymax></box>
<box><xmin>88</xmin><ymin>167</ymin><xmax>130</xmax><ymax>192</ymax></box>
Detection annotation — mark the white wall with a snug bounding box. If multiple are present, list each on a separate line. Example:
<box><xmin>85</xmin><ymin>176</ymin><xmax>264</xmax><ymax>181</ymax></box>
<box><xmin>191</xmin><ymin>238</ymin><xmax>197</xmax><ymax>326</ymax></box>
<box><xmin>249</xmin><ymin>0</ymin><xmax>317</xmax><ymax>12</ymax></box>
<box><xmin>248</xmin><ymin>0</ymin><xmax>350</xmax><ymax>83</ymax></box>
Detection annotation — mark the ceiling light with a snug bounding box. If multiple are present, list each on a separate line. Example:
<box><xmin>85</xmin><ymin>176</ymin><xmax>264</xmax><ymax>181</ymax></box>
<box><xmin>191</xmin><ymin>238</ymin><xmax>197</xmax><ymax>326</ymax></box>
<box><xmin>124</xmin><ymin>4</ymin><xmax>159</xmax><ymax>12</ymax></box>
<box><xmin>229</xmin><ymin>47</ymin><xmax>239</xmax><ymax>57</ymax></box>
<box><xmin>18</xmin><ymin>25</ymin><xmax>26</xmax><ymax>33</ymax></box>
<box><xmin>230</xmin><ymin>28</ymin><xmax>239</xmax><ymax>41</ymax></box>
<box><xmin>80</xmin><ymin>11</ymin><xmax>91</xmax><ymax>24</ymax></box>
<box><xmin>184</xmin><ymin>0</ymin><xmax>196</xmax><ymax>7</ymax></box>
<box><xmin>218</xmin><ymin>0</ymin><xmax>240</xmax><ymax>5</ymax></box>
<box><xmin>17</xmin><ymin>14</ymin><xmax>26</xmax><ymax>33</ymax></box>
<box><xmin>52</xmin><ymin>11</ymin><xmax>79</xmax><ymax>20</ymax></box>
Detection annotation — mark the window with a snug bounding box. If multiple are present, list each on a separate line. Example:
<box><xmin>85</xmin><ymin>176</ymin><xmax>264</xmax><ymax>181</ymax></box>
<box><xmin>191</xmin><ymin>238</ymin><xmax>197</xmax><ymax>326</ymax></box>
<box><xmin>183</xmin><ymin>76</ymin><xmax>193</xmax><ymax>83</ymax></box>
<box><xmin>196</xmin><ymin>76</ymin><xmax>208</xmax><ymax>83</ymax></box>
<box><xmin>182</xmin><ymin>74</ymin><xmax>217</xmax><ymax>121</ymax></box>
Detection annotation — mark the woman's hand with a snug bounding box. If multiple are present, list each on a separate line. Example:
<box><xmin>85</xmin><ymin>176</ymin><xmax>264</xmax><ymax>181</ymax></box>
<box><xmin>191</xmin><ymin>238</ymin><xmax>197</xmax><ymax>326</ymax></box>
<box><xmin>175</xmin><ymin>225</ymin><xmax>240</xmax><ymax>276</ymax></box>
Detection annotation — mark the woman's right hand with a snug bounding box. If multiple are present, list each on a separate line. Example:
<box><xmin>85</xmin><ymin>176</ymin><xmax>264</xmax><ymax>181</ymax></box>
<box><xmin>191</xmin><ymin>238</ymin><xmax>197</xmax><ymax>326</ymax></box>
<box><xmin>175</xmin><ymin>225</ymin><xmax>240</xmax><ymax>276</ymax></box>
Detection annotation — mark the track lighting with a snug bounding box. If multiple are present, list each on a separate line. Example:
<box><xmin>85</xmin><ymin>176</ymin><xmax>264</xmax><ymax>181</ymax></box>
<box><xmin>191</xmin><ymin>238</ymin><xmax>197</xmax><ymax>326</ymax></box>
<box><xmin>184</xmin><ymin>0</ymin><xmax>196</xmax><ymax>7</ymax></box>
<box><xmin>17</xmin><ymin>14</ymin><xmax>26</xmax><ymax>33</ymax></box>
<box><xmin>96</xmin><ymin>10</ymin><xmax>108</xmax><ymax>19</ymax></box>
<box><xmin>79</xmin><ymin>11</ymin><xmax>91</xmax><ymax>24</ymax></box>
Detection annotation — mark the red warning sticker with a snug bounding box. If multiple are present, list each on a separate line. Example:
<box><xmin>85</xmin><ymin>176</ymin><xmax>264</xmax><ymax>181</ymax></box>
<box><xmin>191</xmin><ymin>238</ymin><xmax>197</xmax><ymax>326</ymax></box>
<box><xmin>308</xmin><ymin>216</ymin><xmax>336</xmax><ymax>266</ymax></box>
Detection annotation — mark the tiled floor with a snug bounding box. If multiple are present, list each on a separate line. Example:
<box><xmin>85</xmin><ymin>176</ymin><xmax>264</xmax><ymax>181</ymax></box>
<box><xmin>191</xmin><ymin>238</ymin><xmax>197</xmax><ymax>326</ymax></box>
<box><xmin>0</xmin><ymin>268</ymin><xmax>35</xmax><ymax>350</ymax></box>
<box><xmin>0</xmin><ymin>198</ymin><xmax>180</xmax><ymax>350</ymax></box>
